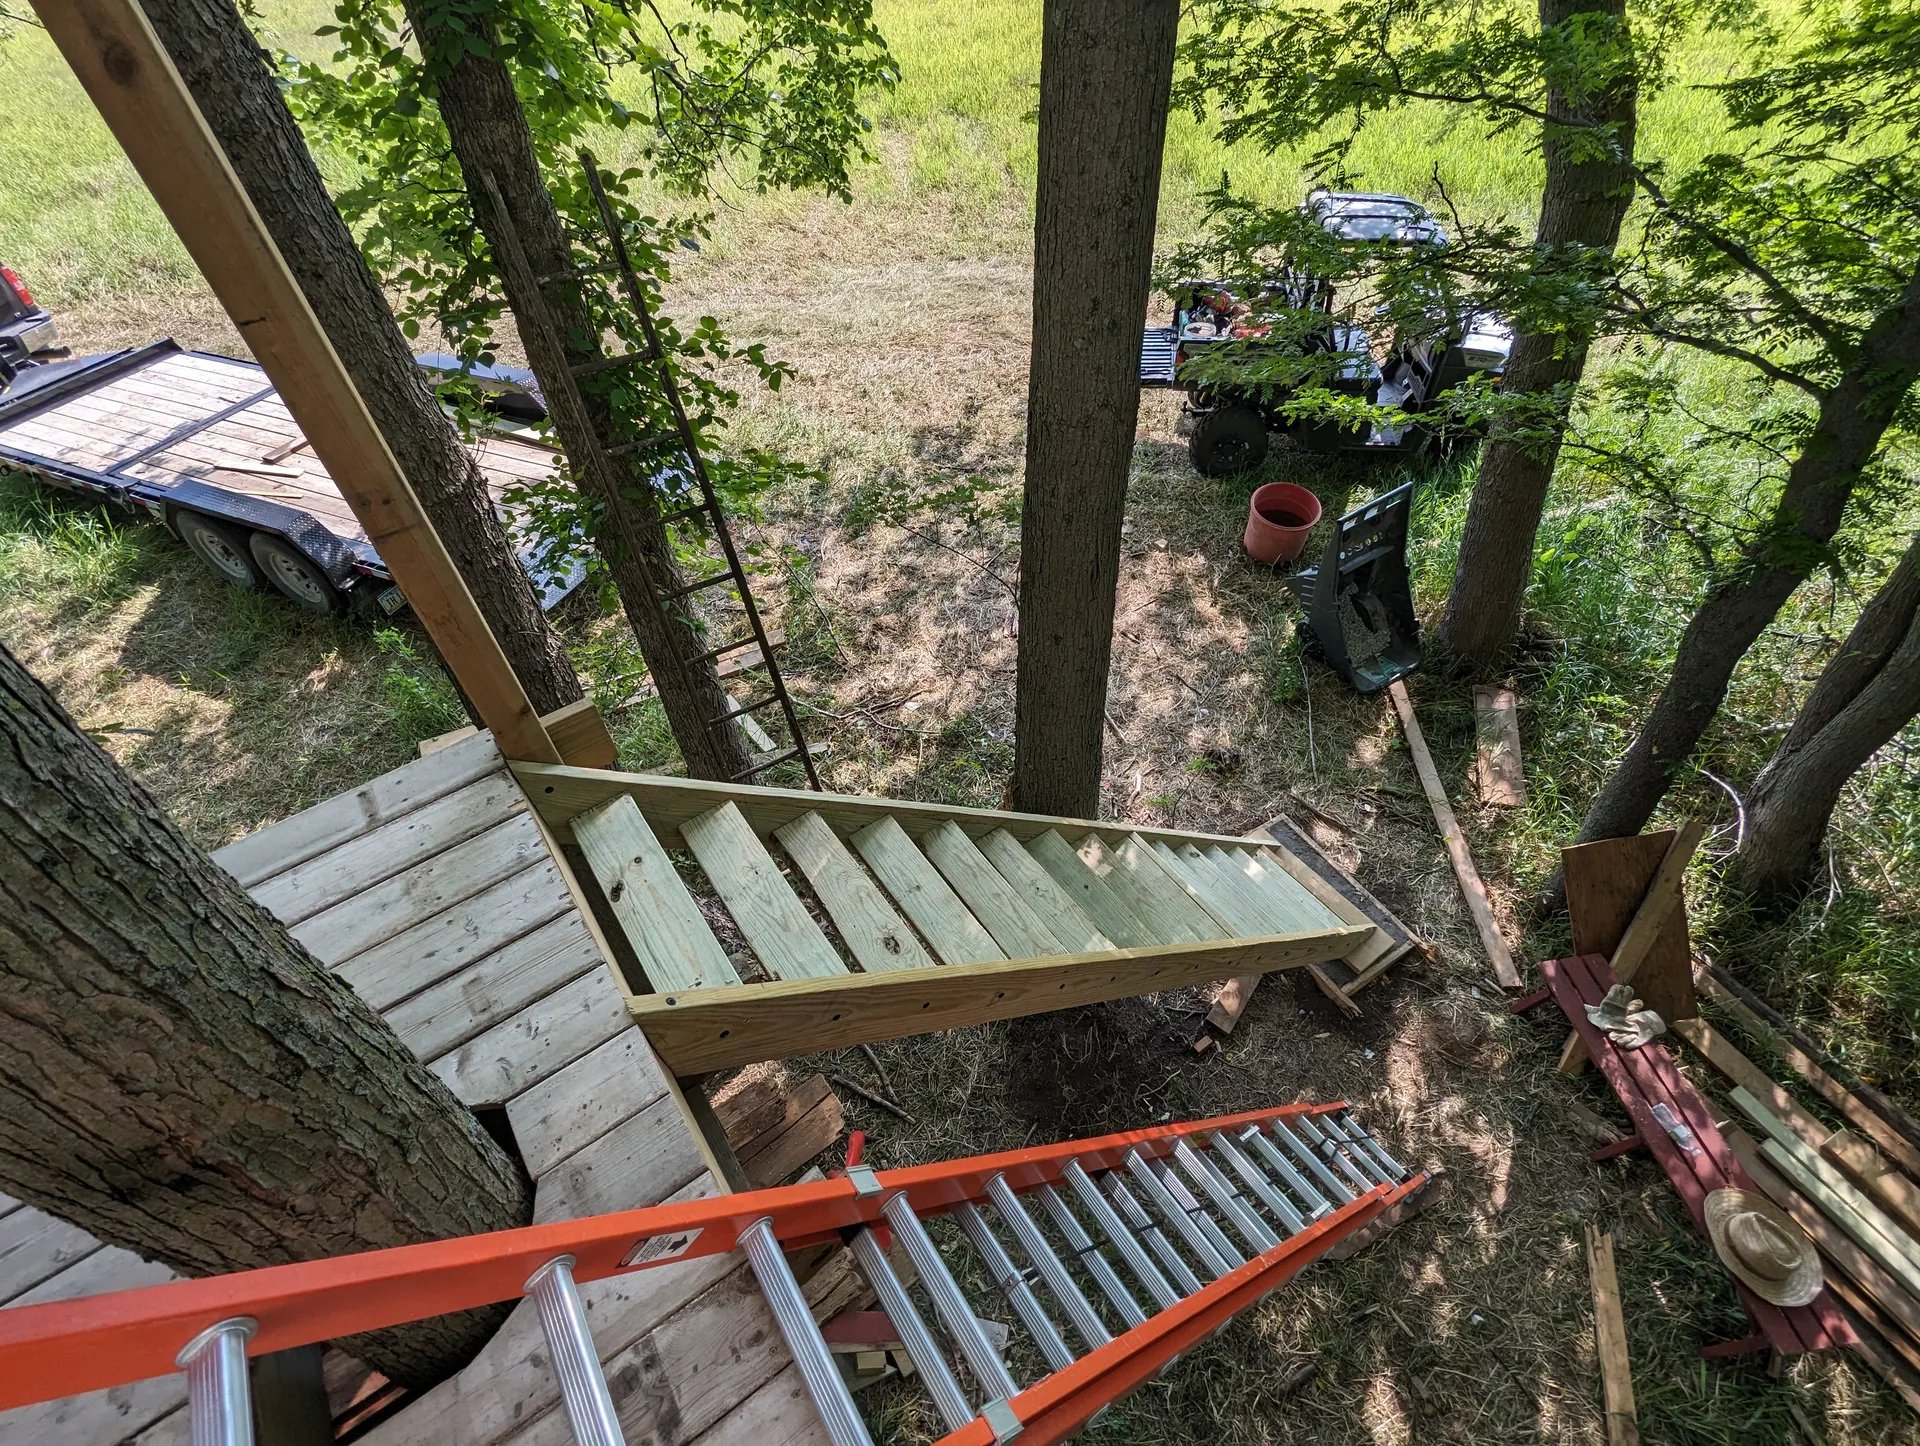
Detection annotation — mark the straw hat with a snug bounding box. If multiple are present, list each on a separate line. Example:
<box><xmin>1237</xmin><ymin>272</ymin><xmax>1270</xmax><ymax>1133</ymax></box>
<box><xmin>1704</xmin><ymin>1189</ymin><xmax>1823</xmax><ymax>1307</ymax></box>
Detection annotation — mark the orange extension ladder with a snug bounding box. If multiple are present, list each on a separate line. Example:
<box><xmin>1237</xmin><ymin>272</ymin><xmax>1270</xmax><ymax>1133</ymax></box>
<box><xmin>0</xmin><ymin>1103</ymin><xmax>1424</xmax><ymax>1445</ymax></box>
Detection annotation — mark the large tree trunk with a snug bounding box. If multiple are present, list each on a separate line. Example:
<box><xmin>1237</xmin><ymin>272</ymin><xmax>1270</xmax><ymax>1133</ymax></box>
<box><xmin>403</xmin><ymin>0</ymin><xmax>751</xmax><ymax>782</ymax></box>
<box><xmin>142</xmin><ymin>0</ymin><xmax>583</xmax><ymax>716</ymax></box>
<box><xmin>1433</xmin><ymin>0</ymin><xmax>1638</xmax><ymax>674</ymax></box>
<box><xmin>0</xmin><ymin>642</ymin><xmax>528</xmax><ymax>1386</ymax></box>
<box><xmin>1733</xmin><ymin>533</ymin><xmax>1920</xmax><ymax>900</ymax></box>
<box><xmin>1575</xmin><ymin>262</ymin><xmax>1920</xmax><ymax>850</ymax></box>
<box><xmin>1012</xmin><ymin>0</ymin><xmax>1178</xmax><ymax>818</ymax></box>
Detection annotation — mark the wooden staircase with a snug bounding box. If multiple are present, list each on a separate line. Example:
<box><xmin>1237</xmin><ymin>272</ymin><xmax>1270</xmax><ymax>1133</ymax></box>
<box><xmin>516</xmin><ymin>763</ymin><xmax>1397</xmax><ymax>1073</ymax></box>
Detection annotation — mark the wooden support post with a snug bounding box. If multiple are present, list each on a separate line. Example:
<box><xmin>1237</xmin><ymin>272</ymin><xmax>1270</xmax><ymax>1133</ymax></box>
<box><xmin>1585</xmin><ymin>1224</ymin><xmax>1639</xmax><ymax>1446</ymax></box>
<box><xmin>1386</xmin><ymin>680</ymin><xmax>1520</xmax><ymax>987</ymax></box>
<box><xmin>32</xmin><ymin>0</ymin><xmax>558</xmax><ymax>765</ymax></box>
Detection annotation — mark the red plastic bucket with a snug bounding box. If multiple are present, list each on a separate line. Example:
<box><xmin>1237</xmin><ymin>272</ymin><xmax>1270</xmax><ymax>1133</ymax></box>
<box><xmin>1243</xmin><ymin>482</ymin><xmax>1323</xmax><ymax>564</ymax></box>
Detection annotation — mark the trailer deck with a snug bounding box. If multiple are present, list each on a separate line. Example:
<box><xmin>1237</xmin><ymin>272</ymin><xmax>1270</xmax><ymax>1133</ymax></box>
<box><xmin>0</xmin><ymin>340</ymin><xmax>580</xmax><ymax>609</ymax></box>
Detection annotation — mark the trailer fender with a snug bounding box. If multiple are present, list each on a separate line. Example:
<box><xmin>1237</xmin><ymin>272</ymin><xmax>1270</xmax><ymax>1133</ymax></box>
<box><xmin>161</xmin><ymin>480</ymin><xmax>359</xmax><ymax>587</ymax></box>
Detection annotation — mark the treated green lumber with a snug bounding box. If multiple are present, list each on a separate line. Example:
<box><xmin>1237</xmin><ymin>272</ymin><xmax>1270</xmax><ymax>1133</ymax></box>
<box><xmin>850</xmin><ymin>816</ymin><xmax>1004</xmax><ymax>965</ymax></box>
<box><xmin>774</xmin><ymin>811</ymin><xmax>935</xmax><ymax>974</ymax></box>
<box><xmin>922</xmin><ymin>821</ymin><xmax>1062</xmax><ymax>959</ymax></box>
<box><xmin>683</xmin><ymin>801</ymin><xmax>847</xmax><ymax>981</ymax></box>
<box><xmin>979</xmin><ymin>829</ymin><xmax>1114</xmax><ymax>953</ymax></box>
<box><xmin>1150</xmin><ymin>841</ymin><xmax>1247</xmax><ymax>933</ymax></box>
<box><xmin>1026</xmin><ymin>830</ymin><xmax>1156</xmax><ymax>948</ymax></box>
<box><xmin>513</xmin><ymin>760</ymin><xmax>1312</xmax><ymax>855</ymax></box>
<box><xmin>1732</xmin><ymin>1086</ymin><xmax>1920</xmax><ymax>1298</ymax></box>
<box><xmin>1197</xmin><ymin>845</ymin><xmax>1299</xmax><ymax>932</ymax></box>
<box><xmin>1085</xmin><ymin>834</ymin><xmax>1215</xmax><ymax>943</ymax></box>
<box><xmin>1226</xmin><ymin>847</ymin><xmax>1346</xmax><ymax>933</ymax></box>
<box><xmin>627</xmin><ymin>924</ymin><xmax>1373</xmax><ymax>1073</ymax></box>
<box><xmin>573</xmin><ymin>795</ymin><xmax>740</xmax><ymax>992</ymax></box>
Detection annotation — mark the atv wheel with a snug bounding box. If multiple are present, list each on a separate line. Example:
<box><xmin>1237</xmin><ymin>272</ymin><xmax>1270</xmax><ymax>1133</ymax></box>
<box><xmin>1188</xmin><ymin>406</ymin><xmax>1270</xmax><ymax>477</ymax></box>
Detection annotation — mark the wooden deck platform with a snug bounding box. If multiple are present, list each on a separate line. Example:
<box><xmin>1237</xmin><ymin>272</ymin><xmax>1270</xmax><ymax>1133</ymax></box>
<box><xmin>0</xmin><ymin>733</ymin><xmax>826</xmax><ymax>1446</ymax></box>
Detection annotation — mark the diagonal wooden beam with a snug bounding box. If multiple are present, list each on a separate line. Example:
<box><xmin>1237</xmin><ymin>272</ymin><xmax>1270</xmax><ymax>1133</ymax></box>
<box><xmin>628</xmin><ymin>925</ymin><xmax>1370</xmax><ymax>1073</ymax></box>
<box><xmin>34</xmin><ymin>0</ymin><xmax>557</xmax><ymax>764</ymax></box>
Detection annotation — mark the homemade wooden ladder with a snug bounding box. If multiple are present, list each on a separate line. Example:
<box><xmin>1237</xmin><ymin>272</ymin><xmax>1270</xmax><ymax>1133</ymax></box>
<box><xmin>515</xmin><ymin>764</ymin><xmax>1399</xmax><ymax>1072</ymax></box>
<box><xmin>0</xmin><ymin>1104</ymin><xmax>1423</xmax><ymax>1446</ymax></box>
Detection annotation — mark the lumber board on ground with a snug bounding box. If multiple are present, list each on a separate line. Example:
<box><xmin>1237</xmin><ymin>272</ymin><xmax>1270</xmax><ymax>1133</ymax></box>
<box><xmin>1672</xmin><ymin>1019</ymin><xmax>1835</xmax><ymax>1149</ymax></box>
<box><xmin>850</xmin><ymin>816</ymin><xmax>1004</xmax><ymax>965</ymax></box>
<box><xmin>1026</xmin><ymin>829</ymin><xmax>1156</xmax><ymax>948</ymax></box>
<box><xmin>1700</xmin><ymin>971</ymin><xmax>1920</xmax><ymax>1180</ymax></box>
<box><xmin>1257</xmin><ymin>811</ymin><xmax>1418</xmax><ymax>992</ymax></box>
<box><xmin>629</xmin><ymin>925</ymin><xmax>1370</xmax><ymax>1073</ymax></box>
<box><xmin>980</xmin><ymin>828</ymin><xmax>1114</xmax><ymax>954</ymax></box>
<box><xmin>776</xmin><ymin>812</ymin><xmax>936</xmax><ymax>973</ymax></box>
<box><xmin>737</xmin><ymin>1090</ymin><xmax>845</xmax><ymax>1188</ymax></box>
<box><xmin>1822</xmin><ymin>1131</ymin><xmax>1920</xmax><ymax>1241</ymax></box>
<box><xmin>1585</xmin><ymin>1224</ymin><xmax>1639</xmax><ymax>1446</ymax></box>
<box><xmin>684</xmin><ymin>802</ymin><xmax>847</xmax><ymax>981</ymax></box>
<box><xmin>1386</xmin><ymin>680</ymin><xmax>1520</xmax><ymax>988</ymax></box>
<box><xmin>575</xmin><ymin>795</ymin><xmax>741</xmax><ymax>993</ymax></box>
<box><xmin>922</xmin><ymin>820</ymin><xmax>1062</xmax><ymax>959</ymax></box>
<box><xmin>1471</xmin><ymin>685</ymin><xmax>1525</xmax><ymax>807</ymax></box>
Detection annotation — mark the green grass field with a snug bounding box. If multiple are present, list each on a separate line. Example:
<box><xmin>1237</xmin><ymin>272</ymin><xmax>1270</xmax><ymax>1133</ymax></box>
<box><xmin>2</xmin><ymin>4</ymin><xmax>1917</xmax><ymax>1440</ymax></box>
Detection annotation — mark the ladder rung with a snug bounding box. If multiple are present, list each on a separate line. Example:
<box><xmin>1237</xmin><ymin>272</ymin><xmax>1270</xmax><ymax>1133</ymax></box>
<box><xmin>570</xmin><ymin>350</ymin><xmax>653</xmax><ymax>378</ymax></box>
<box><xmin>525</xmin><ymin>1256</ymin><xmax>626</xmax><ymax>1446</ymax></box>
<box><xmin>537</xmin><ymin>261</ymin><xmax>621</xmax><ymax>283</ymax></box>
<box><xmin>1269</xmin><ymin>1118</ymin><xmax>1356</xmax><ymax>1204</ymax></box>
<box><xmin>663</xmin><ymin>569</ymin><xmax>736</xmax><ymax>602</ymax></box>
<box><xmin>1150</xmin><ymin>1157</ymin><xmax>1245</xmax><ymax>1270</ymax></box>
<box><xmin>1097</xmin><ymin>1170</ymin><xmax>1203</xmax><ymax>1296</ymax></box>
<box><xmin>738</xmin><ymin>1221</ymin><xmax>871</xmax><ymax>1446</ymax></box>
<box><xmin>955</xmin><ymin>1201</ymin><xmax>1074</xmax><ymax>1372</ymax></box>
<box><xmin>731</xmin><ymin>747</ymin><xmax>801</xmax><ymax>781</ymax></box>
<box><xmin>1239</xmin><ymin>1125</ymin><xmax>1333</xmax><ymax>1220</ymax></box>
<box><xmin>1173</xmin><ymin>1140</ymin><xmax>1280</xmax><ymax>1254</ymax></box>
<box><xmin>709</xmin><ymin>692</ymin><xmax>781</xmax><ymax>728</ymax></box>
<box><xmin>1037</xmin><ymin>1185</ymin><xmax>1146</xmax><ymax>1328</ymax></box>
<box><xmin>660</xmin><ymin>498</ymin><xmax>712</xmax><ymax>525</ymax></box>
<box><xmin>985</xmin><ymin>1174</ymin><xmax>1111</xmax><ymax>1351</ymax></box>
<box><xmin>178</xmin><ymin>1317</ymin><xmax>255</xmax><ymax>1446</ymax></box>
<box><xmin>1296</xmin><ymin>1115</ymin><xmax>1376</xmax><ymax>1195</ymax></box>
<box><xmin>1123</xmin><ymin>1150</ymin><xmax>1233</xmax><ymax>1281</ymax></box>
<box><xmin>848</xmin><ymin>1227</ymin><xmax>973</xmax><ymax>1432</ymax></box>
<box><xmin>1210</xmin><ymin>1131</ymin><xmax>1307</xmax><ymax>1235</ymax></box>
<box><xmin>880</xmin><ymin>1195</ymin><xmax>1018</xmax><ymax>1402</ymax></box>
<box><xmin>1335</xmin><ymin>1109</ymin><xmax>1411</xmax><ymax>1182</ymax></box>
<box><xmin>1063</xmin><ymin>1161</ymin><xmax>1180</xmax><ymax>1310</ymax></box>
<box><xmin>691</xmin><ymin>632</ymin><xmax>765</xmax><ymax>667</ymax></box>
<box><xmin>605</xmin><ymin>431</ymin><xmax>672</xmax><ymax>458</ymax></box>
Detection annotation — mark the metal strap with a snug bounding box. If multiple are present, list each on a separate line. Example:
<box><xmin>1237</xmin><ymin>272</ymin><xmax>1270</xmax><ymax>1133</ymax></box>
<box><xmin>849</xmin><ymin>1226</ymin><xmax>972</xmax><ymax>1431</ymax></box>
<box><xmin>1150</xmin><ymin>1158</ymin><xmax>1246</xmax><ymax>1269</ymax></box>
<box><xmin>1295</xmin><ymin>1115</ymin><xmax>1375</xmax><ymax>1194</ymax></box>
<box><xmin>1172</xmin><ymin>1140</ymin><xmax>1279</xmax><ymax>1254</ymax></box>
<box><xmin>525</xmin><ymin>1256</ymin><xmax>627</xmax><ymax>1446</ymax></box>
<box><xmin>882</xmin><ymin>1195</ymin><xmax>1018</xmax><ymax>1401</ymax></box>
<box><xmin>1333</xmin><ymin>1111</ymin><xmax>1410</xmax><ymax>1183</ymax></box>
<box><xmin>1123</xmin><ymin>1150</ymin><xmax>1232</xmax><ymax>1280</ymax></box>
<box><xmin>1036</xmin><ymin>1185</ymin><xmax>1145</xmax><ymax>1328</ymax></box>
<box><xmin>739</xmin><ymin>1222</ymin><xmax>872</xmax><ymax>1446</ymax></box>
<box><xmin>985</xmin><ymin>1174</ymin><xmax>1111</xmax><ymax>1351</ymax></box>
<box><xmin>955</xmin><ymin>1201</ymin><xmax>1074</xmax><ymax>1373</ymax></box>
<box><xmin>1269</xmin><ymin>1118</ymin><xmax>1355</xmax><ymax>1203</ymax></box>
<box><xmin>1239</xmin><ymin>1125</ymin><xmax>1332</xmax><ymax>1219</ymax></box>
<box><xmin>1098</xmin><ymin>1170</ymin><xmax>1204</xmax><ymax>1295</ymax></box>
<box><xmin>1063</xmin><ymin>1161</ymin><xmax>1179</xmax><ymax>1309</ymax></box>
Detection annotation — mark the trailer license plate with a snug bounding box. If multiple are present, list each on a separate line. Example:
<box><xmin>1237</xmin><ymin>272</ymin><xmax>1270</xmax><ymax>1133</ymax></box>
<box><xmin>377</xmin><ymin>585</ymin><xmax>407</xmax><ymax>615</ymax></box>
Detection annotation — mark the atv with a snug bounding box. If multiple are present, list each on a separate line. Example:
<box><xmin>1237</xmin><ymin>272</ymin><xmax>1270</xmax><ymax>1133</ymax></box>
<box><xmin>1140</xmin><ymin>191</ymin><xmax>1512</xmax><ymax>476</ymax></box>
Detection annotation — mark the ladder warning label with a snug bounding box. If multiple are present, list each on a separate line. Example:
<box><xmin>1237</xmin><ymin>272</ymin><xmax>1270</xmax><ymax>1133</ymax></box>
<box><xmin>620</xmin><ymin>1229</ymin><xmax>703</xmax><ymax>1269</ymax></box>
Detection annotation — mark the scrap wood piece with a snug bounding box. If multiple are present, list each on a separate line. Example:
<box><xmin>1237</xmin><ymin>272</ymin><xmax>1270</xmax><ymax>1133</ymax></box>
<box><xmin>1700</xmin><ymin>969</ymin><xmax>1920</xmax><ymax>1180</ymax></box>
<box><xmin>1386</xmin><ymin>680</ymin><xmax>1520</xmax><ymax>989</ymax></box>
<box><xmin>1470</xmin><ymin>685</ymin><xmax>1525</xmax><ymax>807</ymax></box>
<box><xmin>1559</xmin><ymin>823</ymin><xmax>1705</xmax><ymax>1076</ymax></box>
<box><xmin>1261</xmin><ymin>812</ymin><xmax>1419</xmax><ymax>998</ymax></box>
<box><xmin>1586</xmin><ymin>1224</ymin><xmax>1639</xmax><ymax>1446</ymax></box>
<box><xmin>717</xmin><ymin>628</ymin><xmax>786</xmax><ymax>679</ymax></box>
<box><xmin>1325</xmin><ymin>1170</ymin><xmax>1441</xmax><ymax>1260</ymax></box>
<box><xmin>1568</xmin><ymin>1100</ymin><xmax>1628</xmax><ymax>1148</ymax></box>
<box><xmin>1672</xmin><ymin>1019</ymin><xmax>1834</xmax><ymax>1152</ymax></box>
<box><xmin>712</xmin><ymin>1071</ymin><xmax>847</xmax><ymax>1189</ymax></box>
<box><xmin>1823</xmin><ymin>1131</ymin><xmax>1920</xmax><ymax>1241</ymax></box>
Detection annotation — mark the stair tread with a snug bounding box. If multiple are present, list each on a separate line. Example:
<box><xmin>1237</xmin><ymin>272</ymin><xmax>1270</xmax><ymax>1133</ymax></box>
<box><xmin>1098</xmin><ymin>834</ymin><xmax>1224</xmax><ymax>942</ymax></box>
<box><xmin>1196</xmin><ymin>844</ymin><xmax>1299</xmax><ymax>934</ymax></box>
<box><xmin>980</xmin><ymin>829</ymin><xmax>1115</xmax><ymax>953</ymax></box>
<box><xmin>850</xmin><ymin>816</ymin><xmax>1005</xmax><ymax>965</ymax></box>
<box><xmin>573</xmin><ymin>794</ymin><xmax>740</xmax><ymax>992</ymax></box>
<box><xmin>1139</xmin><ymin>838</ymin><xmax>1241</xmax><ymax>936</ymax></box>
<box><xmin>775</xmin><ymin>811</ymin><xmax>935</xmax><ymax>973</ymax></box>
<box><xmin>921</xmin><ymin>821</ymin><xmax>1062</xmax><ymax>959</ymax></box>
<box><xmin>1217</xmin><ymin>846</ymin><xmax>1344</xmax><ymax>933</ymax></box>
<box><xmin>683</xmin><ymin>801</ymin><xmax>847</xmax><ymax>981</ymax></box>
<box><xmin>1025</xmin><ymin>830</ymin><xmax>1157</xmax><ymax>948</ymax></box>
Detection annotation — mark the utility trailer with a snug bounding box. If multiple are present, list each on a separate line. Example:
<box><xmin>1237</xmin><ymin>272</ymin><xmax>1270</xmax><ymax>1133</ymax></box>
<box><xmin>0</xmin><ymin>339</ymin><xmax>582</xmax><ymax>616</ymax></box>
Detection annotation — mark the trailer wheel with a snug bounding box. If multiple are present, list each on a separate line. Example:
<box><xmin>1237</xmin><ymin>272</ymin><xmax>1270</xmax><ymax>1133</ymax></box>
<box><xmin>1188</xmin><ymin>406</ymin><xmax>1270</xmax><ymax>477</ymax></box>
<box><xmin>249</xmin><ymin>534</ymin><xmax>343</xmax><ymax>614</ymax></box>
<box><xmin>176</xmin><ymin>512</ymin><xmax>265</xmax><ymax>590</ymax></box>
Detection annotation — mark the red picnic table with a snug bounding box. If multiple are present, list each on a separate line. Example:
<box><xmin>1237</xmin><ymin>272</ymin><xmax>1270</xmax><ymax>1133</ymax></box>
<box><xmin>1533</xmin><ymin>953</ymin><xmax>1855</xmax><ymax>1361</ymax></box>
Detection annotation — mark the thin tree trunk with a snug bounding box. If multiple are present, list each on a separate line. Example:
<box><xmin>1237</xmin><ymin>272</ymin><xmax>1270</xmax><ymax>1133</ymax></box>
<box><xmin>403</xmin><ymin>0</ymin><xmax>752</xmax><ymax>782</ymax></box>
<box><xmin>1013</xmin><ymin>0</ymin><xmax>1178</xmax><ymax>818</ymax></box>
<box><xmin>1433</xmin><ymin>0</ymin><xmax>1638</xmax><ymax>674</ymax></box>
<box><xmin>142</xmin><ymin>0</ymin><xmax>583</xmax><ymax>716</ymax></box>
<box><xmin>1734</xmin><ymin>533</ymin><xmax>1920</xmax><ymax>898</ymax></box>
<box><xmin>0</xmin><ymin>641</ymin><xmax>528</xmax><ymax>1387</ymax></box>
<box><xmin>1575</xmin><ymin>262</ymin><xmax>1920</xmax><ymax>850</ymax></box>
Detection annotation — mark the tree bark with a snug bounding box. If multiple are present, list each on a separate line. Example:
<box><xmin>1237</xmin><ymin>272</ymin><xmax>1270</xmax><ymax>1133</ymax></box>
<box><xmin>0</xmin><ymin>642</ymin><xmax>529</xmax><ymax>1386</ymax></box>
<box><xmin>1012</xmin><ymin>0</ymin><xmax>1178</xmax><ymax>818</ymax></box>
<box><xmin>1734</xmin><ymin>533</ymin><xmax>1920</xmax><ymax>899</ymax></box>
<box><xmin>141</xmin><ymin>0</ymin><xmax>583</xmax><ymax>716</ymax></box>
<box><xmin>403</xmin><ymin>0</ymin><xmax>752</xmax><ymax>782</ymax></box>
<box><xmin>1433</xmin><ymin>0</ymin><xmax>1638</xmax><ymax>674</ymax></box>
<box><xmin>1576</xmin><ymin>261</ymin><xmax>1920</xmax><ymax>849</ymax></box>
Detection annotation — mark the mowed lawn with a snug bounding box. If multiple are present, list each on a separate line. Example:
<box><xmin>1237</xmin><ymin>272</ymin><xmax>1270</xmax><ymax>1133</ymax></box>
<box><xmin>1</xmin><ymin>5</ymin><xmax>1918</xmax><ymax>1442</ymax></box>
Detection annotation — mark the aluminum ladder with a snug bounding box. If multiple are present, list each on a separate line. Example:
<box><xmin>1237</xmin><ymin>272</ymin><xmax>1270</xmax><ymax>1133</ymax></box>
<box><xmin>0</xmin><ymin>1104</ymin><xmax>1423</xmax><ymax>1445</ymax></box>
